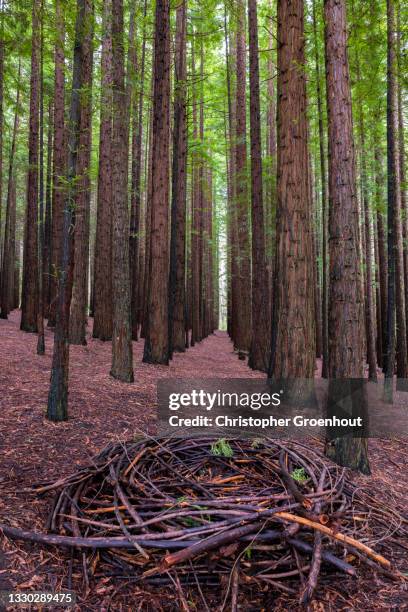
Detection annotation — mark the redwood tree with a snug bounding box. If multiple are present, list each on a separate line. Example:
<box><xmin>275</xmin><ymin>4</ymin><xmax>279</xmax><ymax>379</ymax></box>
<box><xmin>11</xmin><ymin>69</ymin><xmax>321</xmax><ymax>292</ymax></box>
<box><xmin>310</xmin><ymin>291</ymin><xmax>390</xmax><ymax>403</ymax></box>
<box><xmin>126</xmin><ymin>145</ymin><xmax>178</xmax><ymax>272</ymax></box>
<box><xmin>247</xmin><ymin>0</ymin><xmax>269</xmax><ymax>372</ymax></box>
<box><xmin>48</xmin><ymin>0</ymin><xmax>66</xmax><ymax>327</ymax></box>
<box><xmin>21</xmin><ymin>0</ymin><xmax>41</xmax><ymax>333</ymax></box>
<box><xmin>93</xmin><ymin>0</ymin><xmax>113</xmax><ymax>341</ymax></box>
<box><xmin>269</xmin><ymin>0</ymin><xmax>315</xmax><ymax>379</ymax></box>
<box><xmin>0</xmin><ymin>62</ymin><xmax>21</xmax><ymax>319</ymax></box>
<box><xmin>110</xmin><ymin>0</ymin><xmax>134</xmax><ymax>381</ymax></box>
<box><xmin>143</xmin><ymin>0</ymin><xmax>170</xmax><ymax>365</ymax></box>
<box><xmin>234</xmin><ymin>0</ymin><xmax>251</xmax><ymax>354</ymax></box>
<box><xmin>47</xmin><ymin>0</ymin><xmax>87</xmax><ymax>421</ymax></box>
<box><xmin>70</xmin><ymin>0</ymin><xmax>94</xmax><ymax>345</ymax></box>
<box><xmin>169</xmin><ymin>0</ymin><xmax>187</xmax><ymax>355</ymax></box>
<box><xmin>324</xmin><ymin>0</ymin><xmax>369</xmax><ymax>473</ymax></box>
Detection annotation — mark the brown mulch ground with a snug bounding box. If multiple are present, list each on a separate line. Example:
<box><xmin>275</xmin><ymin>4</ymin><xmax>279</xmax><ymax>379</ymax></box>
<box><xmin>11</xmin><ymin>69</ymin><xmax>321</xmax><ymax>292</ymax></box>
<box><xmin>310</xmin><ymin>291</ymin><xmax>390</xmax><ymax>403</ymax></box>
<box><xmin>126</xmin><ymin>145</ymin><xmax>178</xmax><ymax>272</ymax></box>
<box><xmin>0</xmin><ymin>310</ymin><xmax>407</xmax><ymax>611</ymax></box>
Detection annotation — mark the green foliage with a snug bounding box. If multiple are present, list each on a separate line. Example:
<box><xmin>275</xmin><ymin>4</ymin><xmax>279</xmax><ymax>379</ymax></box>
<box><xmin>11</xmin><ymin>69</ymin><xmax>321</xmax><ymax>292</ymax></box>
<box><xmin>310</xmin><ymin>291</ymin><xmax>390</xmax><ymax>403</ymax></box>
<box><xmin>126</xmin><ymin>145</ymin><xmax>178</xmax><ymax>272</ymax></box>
<box><xmin>210</xmin><ymin>438</ymin><xmax>234</xmax><ymax>458</ymax></box>
<box><xmin>291</xmin><ymin>467</ymin><xmax>308</xmax><ymax>484</ymax></box>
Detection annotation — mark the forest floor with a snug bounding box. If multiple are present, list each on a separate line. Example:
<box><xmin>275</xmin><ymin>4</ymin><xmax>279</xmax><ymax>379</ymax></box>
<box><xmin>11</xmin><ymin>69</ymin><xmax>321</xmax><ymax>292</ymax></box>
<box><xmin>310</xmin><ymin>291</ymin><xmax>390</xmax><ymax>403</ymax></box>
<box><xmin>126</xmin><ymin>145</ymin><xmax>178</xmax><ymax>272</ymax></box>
<box><xmin>0</xmin><ymin>311</ymin><xmax>407</xmax><ymax>611</ymax></box>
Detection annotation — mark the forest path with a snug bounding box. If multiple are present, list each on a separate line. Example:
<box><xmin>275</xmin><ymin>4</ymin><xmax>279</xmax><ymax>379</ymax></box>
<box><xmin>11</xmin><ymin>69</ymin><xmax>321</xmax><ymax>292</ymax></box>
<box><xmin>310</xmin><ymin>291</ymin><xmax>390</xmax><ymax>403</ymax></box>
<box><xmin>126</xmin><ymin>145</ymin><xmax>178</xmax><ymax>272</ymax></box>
<box><xmin>0</xmin><ymin>309</ymin><xmax>262</xmax><ymax>490</ymax></box>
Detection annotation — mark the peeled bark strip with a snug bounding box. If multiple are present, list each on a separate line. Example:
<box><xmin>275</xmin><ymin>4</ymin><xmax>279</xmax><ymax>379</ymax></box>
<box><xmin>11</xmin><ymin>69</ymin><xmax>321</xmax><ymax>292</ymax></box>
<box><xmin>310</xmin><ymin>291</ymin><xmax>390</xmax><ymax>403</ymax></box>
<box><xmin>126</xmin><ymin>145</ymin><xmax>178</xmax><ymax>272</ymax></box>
<box><xmin>248</xmin><ymin>0</ymin><xmax>269</xmax><ymax>372</ymax></box>
<box><xmin>70</xmin><ymin>0</ymin><xmax>94</xmax><ymax>345</ymax></box>
<box><xmin>269</xmin><ymin>0</ymin><xmax>315</xmax><ymax>379</ymax></box>
<box><xmin>169</xmin><ymin>0</ymin><xmax>188</xmax><ymax>355</ymax></box>
<box><xmin>93</xmin><ymin>0</ymin><xmax>113</xmax><ymax>341</ymax></box>
<box><xmin>143</xmin><ymin>0</ymin><xmax>170</xmax><ymax>365</ymax></box>
<box><xmin>21</xmin><ymin>0</ymin><xmax>41</xmax><ymax>333</ymax></box>
<box><xmin>324</xmin><ymin>0</ymin><xmax>369</xmax><ymax>473</ymax></box>
<box><xmin>110</xmin><ymin>0</ymin><xmax>134</xmax><ymax>382</ymax></box>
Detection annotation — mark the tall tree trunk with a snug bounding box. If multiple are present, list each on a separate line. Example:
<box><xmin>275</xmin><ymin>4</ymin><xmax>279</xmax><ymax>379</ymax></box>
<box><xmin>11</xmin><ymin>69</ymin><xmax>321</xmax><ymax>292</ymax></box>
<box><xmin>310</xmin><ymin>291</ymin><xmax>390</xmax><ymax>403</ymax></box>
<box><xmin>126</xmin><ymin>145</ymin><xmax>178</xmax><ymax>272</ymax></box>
<box><xmin>37</xmin><ymin>3</ymin><xmax>45</xmax><ymax>354</ymax></box>
<box><xmin>0</xmin><ymin>61</ymin><xmax>21</xmax><ymax>318</ymax></box>
<box><xmin>324</xmin><ymin>0</ymin><xmax>369</xmax><ymax>473</ymax></box>
<box><xmin>169</xmin><ymin>0</ymin><xmax>187</xmax><ymax>355</ymax></box>
<box><xmin>21</xmin><ymin>0</ymin><xmax>41</xmax><ymax>332</ymax></box>
<box><xmin>375</xmin><ymin>142</ymin><xmax>387</xmax><ymax>370</ymax></box>
<box><xmin>110</xmin><ymin>0</ymin><xmax>134</xmax><ymax>381</ymax></box>
<box><xmin>0</xmin><ymin>5</ymin><xmax>4</xmax><ymax>276</ymax></box>
<box><xmin>70</xmin><ymin>0</ymin><xmax>94</xmax><ymax>345</ymax></box>
<box><xmin>47</xmin><ymin>0</ymin><xmax>86</xmax><ymax>421</ymax></box>
<box><xmin>397</xmin><ymin>9</ymin><xmax>408</xmax><ymax>350</ymax></box>
<box><xmin>385</xmin><ymin>0</ymin><xmax>407</xmax><ymax>398</ymax></box>
<box><xmin>130</xmin><ymin>0</ymin><xmax>147</xmax><ymax>341</ymax></box>
<box><xmin>14</xmin><ymin>237</ymin><xmax>20</xmax><ymax>310</ymax></box>
<box><xmin>48</xmin><ymin>0</ymin><xmax>65</xmax><ymax>327</ymax></box>
<box><xmin>269</xmin><ymin>0</ymin><xmax>315</xmax><ymax>379</ymax></box>
<box><xmin>357</xmin><ymin>102</ymin><xmax>377</xmax><ymax>381</ymax></box>
<box><xmin>312</xmin><ymin>0</ymin><xmax>329</xmax><ymax>378</ymax></box>
<box><xmin>93</xmin><ymin>0</ymin><xmax>113</xmax><ymax>340</ymax></box>
<box><xmin>265</xmin><ymin>2</ymin><xmax>276</xmax><ymax>354</ymax></box>
<box><xmin>191</xmin><ymin>30</ymin><xmax>200</xmax><ymax>346</ymax></box>
<box><xmin>234</xmin><ymin>0</ymin><xmax>251</xmax><ymax>354</ymax></box>
<box><xmin>43</xmin><ymin>99</ymin><xmax>53</xmax><ymax>317</ymax></box>
<box><xmin>248</xmin><ymin>0</ymin><xmax>269</xmax><ymax>372</ymax></box>
<box><xmin>143</xmin><ymin>0</ymin><xmax>171</xmax><ymax>364</ymax></box>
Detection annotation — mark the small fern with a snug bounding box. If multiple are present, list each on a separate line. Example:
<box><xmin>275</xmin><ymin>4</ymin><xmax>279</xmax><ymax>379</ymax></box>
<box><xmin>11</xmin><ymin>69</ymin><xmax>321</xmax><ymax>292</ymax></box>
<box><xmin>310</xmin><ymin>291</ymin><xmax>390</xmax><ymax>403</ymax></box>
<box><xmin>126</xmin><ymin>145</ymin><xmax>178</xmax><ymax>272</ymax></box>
<box><xmin>210</xmin><ymin>438</ymin><xmax>234</xmax><ymax>458</ymax></box>
<box><xmin>291</xmin><ymin>467</ymin><xmax>308</xmax><ymax>483</ymax></box>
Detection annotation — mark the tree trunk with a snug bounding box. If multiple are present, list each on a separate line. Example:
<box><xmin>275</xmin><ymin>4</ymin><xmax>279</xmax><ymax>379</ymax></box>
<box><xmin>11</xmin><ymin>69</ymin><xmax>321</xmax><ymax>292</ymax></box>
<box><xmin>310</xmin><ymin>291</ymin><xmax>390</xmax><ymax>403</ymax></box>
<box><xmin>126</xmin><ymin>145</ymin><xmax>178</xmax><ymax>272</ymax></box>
<box><xmin>0</xmin><ymin>61</ymin><xmax>21</xmax><ymax>318</ymax></box>
<box><xmin>21</xmin><ymin>0</ymin><xmax>41</xmax><ymax>333</ymax></box>
<box><xmin>269</xmin><ymin>0</ymin><xmax>315</xmax><ymax>379</ymax></box>
<box><xmin>385</xmin><ymin>0</ymin><xmax>407</xmax><ymax>398</ymax></box>
<box><xmin>191</xmin><ymin>30</ymin><xmax>201</xmax><ymax>346</ymax></box>
<box><xmin>48</xmin><ymin>0</ymin><xmax>65</xmax><ymax>327</ymax></box>
<box><xmin>93</xmin><ymin>0</ymin><xmax>113</xmax><ymax>341</ymax></box>
<box><xmin>143</xmin><ymin>0</ymin><xmax>171</xmax><ymax>364</ymax></box>
<box><xmin>37</xmin><ymin>4</ymin><xmax>45</xmax><ymax>354</ymax></box>
<box><xmin>312</xmin><ymin>0</ymin><xmax>329</xmax><ymax>378</ymax></box>
<box><xmin>234</xmin><ymin>0</ymin><xmax>251</xmax><ymax>354</ymax></box>
<box><xmin>130</xmin><ymin>0</ymin><xmax>147</xmax><ymax>341</ymax></box>
<box><xmin>0</xmin><ymin>7</ymin><xmax>4</xmax><ymax>277</ymax></box>
<box><xmin>375</xmin><ymin>143</ymin><xmax>387</xmax><ymax>370</ymax></box>
<box><xmin>358</xmin><ymin>103</ymin><xmax>377</xmax><ymax>381</ymax></box>
<box><xmin>110</xmin><ymin>0</ymin><xmax>134</xmax><ymax>381</ymax></box>
<box><xmin>247</xmin><ymin>0</ymin><xmax>269</xmax><ymax>372</ymax></box>
<box><xmin>323</xmin><ymin>0</ymin><xmax>369</xmax><ymax>473</ymax></box>
<box><xmin>397</xmin><ymin>10</ymin><xmax>408</xmax><ymax>351</ymax></box>
<box><xmin>47</xmin><ymin>0</ymin><xmax>87</xmax><ymax>421</ymax></box>
<box><xmin>70</xmin><ymin>0</ymin><xmax>94</xmax><ymax>345</ymax></box>
<box><xmin>43</xmin><ymin>99</ymin><xmax>53</xmax><ymax>317</ymax></box>
<box><xmin>169</xmin><ymin>0</ymin><xmax>187</xmax><ymax>355</ymax></box>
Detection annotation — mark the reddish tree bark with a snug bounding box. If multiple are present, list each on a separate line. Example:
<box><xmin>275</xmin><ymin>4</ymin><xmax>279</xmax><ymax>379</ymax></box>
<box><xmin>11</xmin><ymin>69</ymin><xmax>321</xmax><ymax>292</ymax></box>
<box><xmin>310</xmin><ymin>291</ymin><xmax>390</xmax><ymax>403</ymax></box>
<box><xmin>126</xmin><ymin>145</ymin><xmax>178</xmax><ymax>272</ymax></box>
<box><xmin>247</xmin><ymin>0</ymin><xmax>269</xmax><ymax>372</ymax></box>
<box><xmin>48</xmin><ymin>0</ymin><xmax>66</xmax><ymax>327</ymax></box>
<box><xmin>130</xmin><ymin>0</ymin><xmax>147</xmax><ymax>341</ymax></box>
<box><xmin>234</xmin><ymin>0</ymin><xmax>251</xmax><ymax>354</ymax></box>
<box><xmin>385</xmin><ymin>0</ymin><xmax>408</xmax><ymax>395</ymax></box>
<box><xmin>324</xmin><ymin>0</ymin><xmax>369</xmax><ymax>473</ymax></box>
<box><xmin>47</xmin><ymin>0</ymin><xmax>87</xmax><ymax>421</ymax></box>
<box><xmin>70</xmin><ymin>0</ymin><xmax>94</xmax><ymax>345</ymax></box>
<box><xmin>0</xmin><ymin>61</ymin><xmax>21</xmax><ymax>318</ymax></box>
<box><xmin>21</xmin><ymin>0</ymin><xmax>41</xmax><ymax>333</ymax></box>
<box><xmin>110</xmin><ymin>0</ymin><xmax>134</xmax><ymax>381</ymax></box>
<box><xmin>169</xmin><ymin>0</ymin><xmax>188</xmax><ymax>355</ymax></box>
<box><xmin>269</xmin><ymin>0</ymin><xmax>315</xmax><ymax>378</ymax></box>
<box><xmin>93</xmin><ymin>0</ymin><xmax>113</xmax><ymax>341</ymax></box>
<box><xmin>143</xmin><ymin>0</ymin><xmax>171</xmax><ymax>364</ymax></box>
